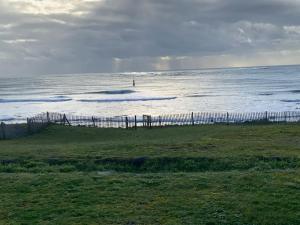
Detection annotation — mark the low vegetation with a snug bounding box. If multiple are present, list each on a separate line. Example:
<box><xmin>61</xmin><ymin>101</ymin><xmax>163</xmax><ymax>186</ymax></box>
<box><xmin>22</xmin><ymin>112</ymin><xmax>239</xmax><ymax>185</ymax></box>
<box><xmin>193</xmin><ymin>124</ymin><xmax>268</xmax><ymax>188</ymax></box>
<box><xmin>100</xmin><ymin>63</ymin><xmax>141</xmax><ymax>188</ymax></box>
<box><xmin>0</xmin><ymin>124</ymin><xmax>300</xmax><ymax>224</ymax></box>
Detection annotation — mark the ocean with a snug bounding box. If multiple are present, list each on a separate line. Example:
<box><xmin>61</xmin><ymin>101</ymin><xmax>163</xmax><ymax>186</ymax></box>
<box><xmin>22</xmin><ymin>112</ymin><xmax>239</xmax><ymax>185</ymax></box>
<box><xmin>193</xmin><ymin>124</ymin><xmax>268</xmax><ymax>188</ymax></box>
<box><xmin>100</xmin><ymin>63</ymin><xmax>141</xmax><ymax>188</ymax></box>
<box><xmin>1</xmin><ymin>65</ymin><xmax>300</xmax><ymax>123</ymax></box>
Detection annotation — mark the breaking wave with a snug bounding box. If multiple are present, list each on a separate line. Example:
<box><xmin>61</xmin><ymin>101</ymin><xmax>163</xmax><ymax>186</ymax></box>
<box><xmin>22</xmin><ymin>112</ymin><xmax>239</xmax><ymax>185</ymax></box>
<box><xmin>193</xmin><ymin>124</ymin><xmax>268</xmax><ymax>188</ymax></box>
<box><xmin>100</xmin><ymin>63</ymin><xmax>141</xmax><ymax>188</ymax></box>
<box><xmin>280</xmin><ymin>99</ymin><xmax>300</xmax><ymax>103</ymax></box>
<box><xmin>0</xmin><ymin>96</ymin><xmax>72</xmax><ymax>103</ymax></box>
<box><xmin>289</xmin><ymin>90</ymin><xmax>300</xmax><ymax>94</ymax></box>
<box><xmin>85</xmin><ymin>90</ymin><xmax>136</xmax><ymax>95</ymax></box>
<box><xmin>186</xmin><ymin>94</ymin><xmax>217</xmax><ymax>98</ymax></box>
<box><xmin>78</xmin><ymin>97</ymin><xmax>177</xmax><ymax>103</ymax></box>
<box><xmin>258</xmin><ymin>92</ymin><xmax>274</xmax><ymax>96</ymax></box>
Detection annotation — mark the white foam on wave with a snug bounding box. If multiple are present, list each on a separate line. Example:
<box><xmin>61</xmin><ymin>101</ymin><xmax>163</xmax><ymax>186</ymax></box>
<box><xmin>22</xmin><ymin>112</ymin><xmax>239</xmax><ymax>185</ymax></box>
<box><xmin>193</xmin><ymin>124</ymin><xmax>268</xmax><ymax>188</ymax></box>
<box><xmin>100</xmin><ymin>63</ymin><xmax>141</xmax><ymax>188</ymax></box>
<box><xmin>280</xmin><ymin>99</ymin><xmax>300</xmax><ymax>103</ymax></box>
<box><xmin>78</xmin><ymin>96</ymin><xmax>177</xmax><ymax>103</ymax></box>
<box><xmin>85</xmin><ymin>90</ymin><xmax>136</xmax><ymax>95</ymax></box>
<box><xmin>0</xmin><ymin>96</ymin><xmax>72</xmax><ymax>103</ymax></box>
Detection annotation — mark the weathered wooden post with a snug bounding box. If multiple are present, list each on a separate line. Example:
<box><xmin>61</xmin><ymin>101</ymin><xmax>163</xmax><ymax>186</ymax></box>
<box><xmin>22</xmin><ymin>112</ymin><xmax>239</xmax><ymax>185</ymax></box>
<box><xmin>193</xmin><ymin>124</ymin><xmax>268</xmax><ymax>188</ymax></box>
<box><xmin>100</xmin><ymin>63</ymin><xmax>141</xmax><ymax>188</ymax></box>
<box><xmin>63</xmin><ymin>114</ymin><xmax>66</xmax><ymax>125</ymax></box>
<box><xmin>62</xmin><ymin>114</ymin><xmax>71</xmax><ymax>126</ymax></box>
<box><xmin>46</xmin><ymin>111</ymin><xmax>50</xmax><ymax>123</ymax></box>
<box><xmin>92</xmin><ymin>116</ymin><xmax>96</xmax><ymax>127</ymax></box>
<box><xmin>284</xmin><ymin>111</ymin><xmax>287</xmax><ymax>122</ymax></box>
<box><xmin>27</xmin><ymin>118</ymin><xmax>31</xmax><ymax>134</ymax></box>
<box><xmin>191</xmin><ymin>112</ymin><xmax>194</xmax><ymax>126</ymax></box>
<box><xmin>226</xmin><ymin>112</ymin><xmax>229</xmax><ymax>124</ymax></box>
<box><xmin>265</xmin><ymin>111</ymin><xmax>268</xmax><ymax>122</ymax></box>
<box><xmin>125</xmin><ymin>116</ymin><xmax>129</xmax><ymax>129</ymax></box>
<box><xmin>149</xmin><ymin>116</ymin><xmax>152</xmax><ymax>129</ymax></box>
<box><xmin>1</xmin><ymin>122</ymin><xmax>6</xmax><ymax>140</ymax></box>
<box><xmin>134</xmin><ymin>116</ymin><xmax>137</xmax><ymax>129</ymax></box>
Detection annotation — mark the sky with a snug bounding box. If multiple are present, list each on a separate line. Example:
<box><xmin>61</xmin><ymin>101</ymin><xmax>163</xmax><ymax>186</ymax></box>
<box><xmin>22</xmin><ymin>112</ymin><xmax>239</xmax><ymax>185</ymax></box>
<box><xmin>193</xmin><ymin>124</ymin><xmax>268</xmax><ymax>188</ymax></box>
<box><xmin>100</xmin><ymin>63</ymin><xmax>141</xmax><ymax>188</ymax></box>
<box><xmin>1</xmin><ymin>0</ymin><xmax>300</xmax><ymax>76</ymax></box>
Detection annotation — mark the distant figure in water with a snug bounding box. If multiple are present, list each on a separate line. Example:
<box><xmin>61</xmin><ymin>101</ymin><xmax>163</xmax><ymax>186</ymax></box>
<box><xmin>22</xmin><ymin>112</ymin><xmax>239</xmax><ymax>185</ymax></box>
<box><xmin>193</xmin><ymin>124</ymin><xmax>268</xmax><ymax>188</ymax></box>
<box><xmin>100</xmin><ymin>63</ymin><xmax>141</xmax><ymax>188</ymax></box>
<box><xmin>133</xmin><ymin>79</ymin><xmax>135</xmax><ymax>87</ymax></box>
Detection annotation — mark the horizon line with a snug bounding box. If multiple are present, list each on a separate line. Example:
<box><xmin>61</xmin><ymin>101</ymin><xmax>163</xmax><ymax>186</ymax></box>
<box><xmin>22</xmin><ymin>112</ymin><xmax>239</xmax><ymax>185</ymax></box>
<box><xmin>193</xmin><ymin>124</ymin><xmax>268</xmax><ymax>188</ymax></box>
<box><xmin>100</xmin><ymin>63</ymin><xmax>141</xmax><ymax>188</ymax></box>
<box><xmin>4</xmin><ymin>63</ymin><xmax>300</xmax><ymax>77</ymax></box>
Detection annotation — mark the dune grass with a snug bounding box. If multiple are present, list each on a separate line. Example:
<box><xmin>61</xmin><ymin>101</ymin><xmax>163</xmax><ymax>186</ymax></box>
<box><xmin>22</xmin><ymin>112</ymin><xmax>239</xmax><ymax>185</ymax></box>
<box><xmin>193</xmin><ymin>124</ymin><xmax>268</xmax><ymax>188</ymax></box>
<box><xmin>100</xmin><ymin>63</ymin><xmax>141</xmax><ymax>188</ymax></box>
<box><xmin>0</xmin><ymin>124</ymin><xmax>300</xmax><ymax>224</ymax></box>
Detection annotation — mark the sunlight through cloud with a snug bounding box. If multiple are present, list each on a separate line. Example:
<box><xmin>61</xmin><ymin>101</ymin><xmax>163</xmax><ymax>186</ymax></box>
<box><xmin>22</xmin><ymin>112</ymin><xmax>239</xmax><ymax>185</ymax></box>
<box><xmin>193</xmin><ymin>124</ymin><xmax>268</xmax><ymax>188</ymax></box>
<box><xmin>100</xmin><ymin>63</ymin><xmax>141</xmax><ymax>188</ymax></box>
<box><xmin>4</xmin><ymin>0</ymin><xmax>101</xmax><ymax>15</ymax></box>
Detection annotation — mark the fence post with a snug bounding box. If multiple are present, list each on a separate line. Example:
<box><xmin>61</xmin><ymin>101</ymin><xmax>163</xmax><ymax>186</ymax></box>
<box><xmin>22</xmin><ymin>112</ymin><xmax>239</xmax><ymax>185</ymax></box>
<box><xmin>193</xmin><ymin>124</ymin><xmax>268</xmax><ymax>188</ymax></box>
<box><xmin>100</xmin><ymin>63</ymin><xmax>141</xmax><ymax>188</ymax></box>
<box><xmin>63</xmin><ymin>114</ymin><xmax>66</xmax><ymax>125</ymax></box>
<box><xmin>27</xmin><ymin>118</ymin><xmax>31</xmax><ymax>134</ymax></box>
<box><xmin>46</xmin><ymin>112</ymin><xmax>50</xmax><ymax>123</ymax></box>
<box><xmin>226</xmin><ymin>112</ymin><xmax>229</xmax><ymax>124</ymax></box>
<box><xmin>159</xmin><ymin>116</ymin><xmax>162</xmax><ymax>127</ymax></box>
<box><xmin>92</xmin><ymin>116</ymin><xmax>96</xmax><ymax>127</ymax></box>
<box><xmin>125</xmin><ymin>117</ymin><xmax>129</xmax><ymax>129</ymax></box>
<box><xmin>149</xmin><ymin>116</ymin><xmax>152</xmax><ymax>129</ymax></box>
<box><xmin>284</xmin><ymin>112</ymin><xmax>287</xmax><ymax>122</ymax></box>
<box><xmin>191</xmin><ymin>112</ymin><xmax>194</xmax><ymax>125</ymax></box>
<box><xmin>134</xmin><ymin>116</ymin><xmax>137</xmax><ymax>129</ymax></box>
<box><xmin>1</xmin><ymin>122</ymin><xmax>6</xmax><ymax>140</ymax></box>
<box><xmin>265</xmin><ymin>111</ymin><xmax>268</xmax><ymax>122</ymax></box>
<box><xmin>62</xmin><ymin>114</ymin><xmax>71</xmax><ymax>126</ymax></box>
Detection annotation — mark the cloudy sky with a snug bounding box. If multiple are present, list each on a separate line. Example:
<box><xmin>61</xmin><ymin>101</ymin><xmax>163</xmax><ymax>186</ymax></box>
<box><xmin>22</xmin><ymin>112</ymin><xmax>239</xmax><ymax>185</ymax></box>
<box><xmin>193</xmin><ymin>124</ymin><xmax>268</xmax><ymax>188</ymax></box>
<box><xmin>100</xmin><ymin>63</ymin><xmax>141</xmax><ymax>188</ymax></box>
<box><xmin>1</xmin><ymin>0</ymin><xmax>300</xmax><ymax>76</ymax></box>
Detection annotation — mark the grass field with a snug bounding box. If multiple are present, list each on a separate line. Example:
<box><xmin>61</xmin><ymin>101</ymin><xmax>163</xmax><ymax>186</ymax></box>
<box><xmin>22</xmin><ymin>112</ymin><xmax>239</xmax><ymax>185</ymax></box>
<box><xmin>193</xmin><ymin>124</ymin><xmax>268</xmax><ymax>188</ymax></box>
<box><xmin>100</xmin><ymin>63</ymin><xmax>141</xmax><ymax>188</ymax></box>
<box><xmin>0</xmin><ymin>124</ymin><xmax>300</xmax><ymax>224</ymax></box>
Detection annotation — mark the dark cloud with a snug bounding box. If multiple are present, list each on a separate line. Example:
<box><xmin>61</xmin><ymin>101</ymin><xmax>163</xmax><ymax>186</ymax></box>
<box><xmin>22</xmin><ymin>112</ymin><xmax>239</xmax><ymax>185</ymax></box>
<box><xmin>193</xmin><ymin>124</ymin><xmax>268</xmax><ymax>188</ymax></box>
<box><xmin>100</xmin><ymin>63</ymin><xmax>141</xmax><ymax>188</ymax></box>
<box><xmin>0</xmin><ymin>0</ymin><xmax>300</xmax><ymax>76</ymax></box>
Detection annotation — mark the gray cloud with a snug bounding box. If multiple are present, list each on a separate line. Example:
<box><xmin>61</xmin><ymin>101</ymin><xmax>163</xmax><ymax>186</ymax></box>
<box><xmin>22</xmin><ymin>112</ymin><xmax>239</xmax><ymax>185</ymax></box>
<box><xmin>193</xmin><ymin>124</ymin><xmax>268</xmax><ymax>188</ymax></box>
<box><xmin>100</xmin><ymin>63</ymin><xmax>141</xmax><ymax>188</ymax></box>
<box><xmin>0</xmin><ymin>0</ymin><xmax>300</xmax><ymax>76</ymax></box>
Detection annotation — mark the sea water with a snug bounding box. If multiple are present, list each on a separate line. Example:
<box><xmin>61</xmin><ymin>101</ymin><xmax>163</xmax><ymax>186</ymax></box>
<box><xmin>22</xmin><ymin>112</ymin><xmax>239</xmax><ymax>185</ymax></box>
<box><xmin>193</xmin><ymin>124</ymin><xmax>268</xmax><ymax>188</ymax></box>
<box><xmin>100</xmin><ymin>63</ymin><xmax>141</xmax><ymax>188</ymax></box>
<box><xmin>0</xmin><ymin>65</ymin><xmax>300</xmax><ymax>123</ymax></box>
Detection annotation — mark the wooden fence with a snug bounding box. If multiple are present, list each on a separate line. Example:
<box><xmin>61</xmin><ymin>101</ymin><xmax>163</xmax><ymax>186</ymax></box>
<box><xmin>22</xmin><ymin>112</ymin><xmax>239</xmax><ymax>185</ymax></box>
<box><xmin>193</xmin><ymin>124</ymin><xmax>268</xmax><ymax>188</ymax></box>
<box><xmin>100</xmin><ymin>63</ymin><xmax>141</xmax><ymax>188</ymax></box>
<box><xmin>27</xmin><ymin>111</ymin><xmax>300</xmax><ymax>129</ymax></box>
<box><xmin>0</xmin><ymin>118</ymin><xmax>48</xmax><ymax>140</ymax></box>
<box><xmin>2</xmin><ymin>111</ymin><xmax>298</xmax><ymax>139</ymax></box>
<box><xmin>0</xmin><ymin>113</ymin><xmax>50</xmax><ymax>140</ymax></box>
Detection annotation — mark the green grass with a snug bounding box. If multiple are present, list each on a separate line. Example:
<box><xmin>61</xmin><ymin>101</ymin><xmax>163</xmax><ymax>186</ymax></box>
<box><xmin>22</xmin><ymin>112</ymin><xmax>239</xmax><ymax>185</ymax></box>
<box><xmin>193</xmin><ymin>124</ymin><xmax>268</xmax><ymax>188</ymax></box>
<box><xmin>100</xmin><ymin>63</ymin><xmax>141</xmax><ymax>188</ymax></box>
<box><xmin>0</xmin><ymin>124</ymin><xmax>300</xmax><ymax>224</ymax></box>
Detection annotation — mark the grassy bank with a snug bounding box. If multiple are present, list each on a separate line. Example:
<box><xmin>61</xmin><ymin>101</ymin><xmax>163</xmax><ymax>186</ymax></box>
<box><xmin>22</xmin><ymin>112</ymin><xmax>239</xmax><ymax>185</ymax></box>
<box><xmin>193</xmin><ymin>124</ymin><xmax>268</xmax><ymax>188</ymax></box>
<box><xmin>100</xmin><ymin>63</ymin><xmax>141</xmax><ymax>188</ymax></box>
<box><xmin>0</xmin><ymin>124</ymin><xmax>300</xmax><ymax>224</ymax></box>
